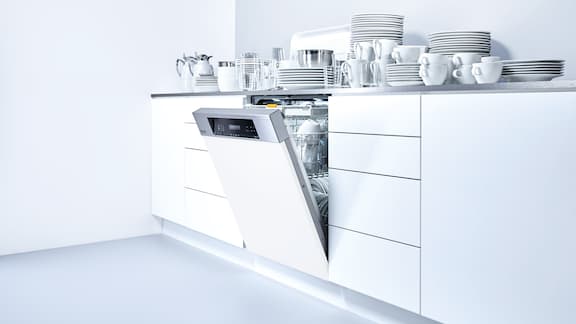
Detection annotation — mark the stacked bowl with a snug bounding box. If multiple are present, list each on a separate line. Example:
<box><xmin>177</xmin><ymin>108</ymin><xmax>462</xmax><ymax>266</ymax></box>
<box><xmin>350</xmin><ymin>13</ymin><xmax>405</xmax><ymax>53</ymax></box>
<box><xmin>386</xmin><ymin>63</ymin><xmax>423</xmax><ymax>86</ymax></box>
<box><xmin>428</xmin><ymin>31</ymin><xmax>491</xmax><ymax>56</ymax></box>
<box><xmin>501</xmin><ymin>60</ymin><xmax>565</xmax><ymax>82</ymax></box>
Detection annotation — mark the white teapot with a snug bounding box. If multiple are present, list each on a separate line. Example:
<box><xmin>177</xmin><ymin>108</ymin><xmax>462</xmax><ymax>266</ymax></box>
<box><xmin>192</xmin><ymin>54</ymin><xmax>214</xmax><ymax>76</ymax></box>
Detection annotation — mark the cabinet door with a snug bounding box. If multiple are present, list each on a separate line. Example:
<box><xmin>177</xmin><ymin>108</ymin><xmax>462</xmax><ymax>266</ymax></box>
<box><xmin>151</xmin><ymin>96</ymin><xmax>243</xmax><ymax>230</ymax></box>
<box><xmin>421</xmin><ymin>92</ymin><xmax>576</xmax><ymax>324</ymax></box>
<box><xmin>329</xmin><ymin>226</ymin><xmax>420</xmax><ymax>313</ymax></box>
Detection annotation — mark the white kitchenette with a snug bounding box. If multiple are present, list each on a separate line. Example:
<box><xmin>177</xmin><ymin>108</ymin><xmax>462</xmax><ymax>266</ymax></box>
<box><xmin>151</xmin><ymin>81</ymin><xmax>576</xmax><ymax>324</ymax></box>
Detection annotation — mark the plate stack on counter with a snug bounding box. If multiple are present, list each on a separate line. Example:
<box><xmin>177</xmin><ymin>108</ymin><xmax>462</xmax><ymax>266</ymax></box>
<box><xmin>277</xmin><ymin>67</ymin><xmax>334</xmax><ymax>89</ymax></box>
<box><xmin>350</xmin><ymin>13</ymin><xmax>405</xmax><ymax>53</ymax></box>
<box><xmin>501</xmin><ymin>60</ymin><xmax>565</xmax><ymax>82</ymax></box>
<box><xmin>191</xmin><ymin>76</ymin><xmax>219</xmax><ymax>92</ymax></box>
<box><xmin>428</xmin><ymin>31</ymin><xmax>491</xmax><ymax>56</ymax></box>
<box><xmin>386</xmin><ymin>63</ymin><xmax>423</xmax><ymax>86</ymax></box>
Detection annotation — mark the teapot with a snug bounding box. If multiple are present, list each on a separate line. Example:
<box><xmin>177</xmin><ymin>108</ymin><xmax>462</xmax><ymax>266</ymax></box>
<box><xmin>191</xmin><ymin>54</ymin><xmax>214</xmax><ymax>76</ymax></box>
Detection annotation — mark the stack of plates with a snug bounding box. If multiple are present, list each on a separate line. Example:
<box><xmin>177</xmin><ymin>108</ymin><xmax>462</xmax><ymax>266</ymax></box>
<box><xmin>192</xmin><ymin>76</ymin><xmax>219</xmax><ymax>92</ymax></box>
<box><xmin>278</xmin><ymin>67</ymin><xmax>333</xmax><ymax>89</ymax></box>
<box><xmin>386</xmin><ymin>63</ymin><xmax>423</xmax><ymax>86</ymax></box>
<box><xmin>350</xmin><ymin>13</ymin><xmax>404</xmax><ymax>52</ymax></box>
<box><xmin>428</xmin><ymin>31</ymin><xmax>491</xmax><ymax>55</ymax></box>
<box><xmin>501</xmin><ymin>60</ymin><xmax>565</xmax><ymax>82</ymax></box>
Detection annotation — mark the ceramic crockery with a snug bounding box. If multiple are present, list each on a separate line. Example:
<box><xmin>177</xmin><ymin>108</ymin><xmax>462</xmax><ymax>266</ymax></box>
<box><xmin>370</xmin><ymin>57</ymin><xmax>394</xmax><ymax>86</ymax></box>
<box><xmin>373</xmin><ymin>39</ymin><xmax>398</xmax><ymax>60</ymax></box>
<box><xmin>419</xmin><ymin>53</ymin><xmax>451</xmax><ymax>66</ymax></box>
<box><xmin>392</xmin><ymin>46</ymin><xmax>427</xmax><ymax>63</ymax></box>
<box><xmin>419</xmin><ymin>64</ymin><xmax>449</xmax><ymax>86</ymax></box>
<box><xmin>452</xmin><ymin>65</ymin><xmax>477</xmax><ymax>84</ymax></box>
<box><xmin>452</xmin><ymin>53</ymin><xmax>482</xmax><ymax>68</ymax></box>
<box><xmin>472</xmin><ymin>62</ymin><xmax>503</xmax><ymax>84</ymax></box>
<box><xmin>481</xmin><ymin>56</ymin><xmax>501</xmax><ymax>63</ymax></box>
<box><xmin>342</xmin><ymin>59</ymin><xmax>368</xmax><ymax>88</ymax></box>
<box><xmin>354</xmin><ymin>42</ymin><xmax>376</xmax><ymax>62</ymax></box>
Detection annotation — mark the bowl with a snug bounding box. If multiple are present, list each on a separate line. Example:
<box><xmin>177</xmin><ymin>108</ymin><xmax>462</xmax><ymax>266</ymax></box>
<box><xmin>297</xmin><ymin>49</ymin><xmax>335</xmax><ymax>68</ymax></box>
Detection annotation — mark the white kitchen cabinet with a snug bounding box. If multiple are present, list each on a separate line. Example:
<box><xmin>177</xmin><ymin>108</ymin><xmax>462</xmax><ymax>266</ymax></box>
<box><xmin>329</xmin><ymin>95</ymin><xmax>421</xmax><ymax>136</ymax></box>
<box><xmin>421</xmin><ymin>92</ymin><xmax>576</xmax><ymax>324</ymax></box>
<box><xmin>329</xmin><ymin>132</ymin><xmax>420</xmax><ymax>179</ymax></box>
<box><xmin>329</xmin><ymin>169</ymin><xmax>420</xmax><ymax>246</ymax></box>
<box><xmin>151</xmin><ymin>95</ymin><xmax>244</xmax><ymax>245</ymax></box>
<box><xmin>329</xmin><ymin>226</ymin><xmax>421</xmax><ymax>314</ymax></box>
<box><xmin>184</xmin><ymin>189</ymin><xmax>243</xmax><ymax>247</ymax></box>
<box><xmin>184</xmin><ymin>149</ymin><xmax>226</xmax><ymax>197</ymax></box>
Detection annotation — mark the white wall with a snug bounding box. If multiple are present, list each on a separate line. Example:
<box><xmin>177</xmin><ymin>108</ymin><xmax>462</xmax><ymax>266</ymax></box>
<box><xmin>236</xmin><ymin>0</ymin><xmax>574</xmax><ymax>78</ymax></box>
<box><xmin>0</xmin><ymin>0</ymin><xmax>236</xmax><ymax>255</ymax></box>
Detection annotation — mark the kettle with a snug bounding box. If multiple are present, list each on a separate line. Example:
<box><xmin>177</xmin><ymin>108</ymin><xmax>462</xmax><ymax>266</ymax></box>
<box><xmin>192</xmin><ymin>54</ymin><xmax>214</xmax><ymax>76</ymax></box>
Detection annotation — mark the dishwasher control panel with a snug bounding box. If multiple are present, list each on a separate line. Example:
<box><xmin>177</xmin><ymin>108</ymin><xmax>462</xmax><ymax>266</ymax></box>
<box><xmin>209</xmin><ymin>117</ymin><xmax>259</xmax><ymax>139</ymax></box>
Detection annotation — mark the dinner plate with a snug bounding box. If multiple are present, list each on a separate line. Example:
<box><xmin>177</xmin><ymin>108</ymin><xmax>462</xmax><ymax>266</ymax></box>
<box><xmin>388</xmin><ymin>81</ymin><xmax>424</xmax><ymax>86</ymax></box>
<box><xmin>501</xmin><ymin>74</ymin><xmax>562</xmax><ymax>82</ymax></box>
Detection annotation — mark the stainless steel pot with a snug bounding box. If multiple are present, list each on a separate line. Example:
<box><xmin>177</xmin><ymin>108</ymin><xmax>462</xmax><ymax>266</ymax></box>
<box><xmin>297</xmin><ymin>49</ymin><xmax>334</xmax><ymax>68</ymax></box>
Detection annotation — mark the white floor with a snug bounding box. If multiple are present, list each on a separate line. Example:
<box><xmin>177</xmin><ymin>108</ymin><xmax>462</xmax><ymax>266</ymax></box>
<box><xmin>0</xmin><ymin>235</ymin><xmax>375</xmax><ymax>324</ymax></box>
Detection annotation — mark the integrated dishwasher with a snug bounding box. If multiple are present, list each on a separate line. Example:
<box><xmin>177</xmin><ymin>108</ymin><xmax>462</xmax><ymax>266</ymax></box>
<box><xmin>193</xmin><ymin>95</ymin><xmax>330</xmax><ymax>278</ymax></box>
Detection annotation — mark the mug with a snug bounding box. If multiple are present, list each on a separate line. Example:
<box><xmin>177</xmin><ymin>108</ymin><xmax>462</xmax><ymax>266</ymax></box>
<box><xmin>419</xmin><ymin>53</ymin><xmax>451</xmax><ymax>66</ymax></box>
<box><xmin>354</xmin><ymin>42</ymin><xmax>376</xmax><ymax>62</ymax></box>
<box><xmin>392</xmin><ymin>46</ymin><xmax>427</xmax><ymax>63</ymax></box>
<box><xmin>452</xmin><ymin>53</ymin><xmax>482</xmax><ymax>68</ymax></box>
<box><xmin>452</xmin><ymin>65</ymin><xmax>477</xmax><ymax>84</ymax></box>
<box><xmin>472</xmin><ymin>62</ymin><xmax>503</xmax><ymax>84</ymax></box>
<box><xmin>342</xmin><ymin>59</ymin><xmax>368</xmax><ymax>88</ymax></box>
<box><xmin>370</xmin><ymin>57</ymin><xmax>394</xmax><ymax>87</ymax></box>
<box><xmin>373</xmin><ymin>39</ymin><xmax>398</xmax><ymax>60</ymax></box>
<box><xmin>419</xmin><ymin>64</ymin><xmax>449</xmax><ymax>86</ymax></box>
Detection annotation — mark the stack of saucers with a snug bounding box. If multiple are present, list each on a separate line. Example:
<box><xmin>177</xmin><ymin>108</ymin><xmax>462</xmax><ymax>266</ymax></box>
<box><xmin>386</xmin><ymin>63</ymin><xmax>423</xmax><ymax>86</ymax></box>
<box><xmin>192</xmin><ymin>76</ymin><xmax>219</xmax><ymax>92</ymax></box>
<box><xmin>501</xmin><ymin>59</ymin><xmax>565</xmax><ymax>82</ymax></box>
<box><xmin>350</xmin><ymin>13</ymin><xmax>404</xmax><ymax>52</ymax></box>
<box><xmin>278</xmin><ymin>67</ymin><xmax>333</xmax><ymax>89</ymax></box>
<box><xmin>428</xmin><ymin>31</ymin><xmax>491</xmax><ymax>56</ymax></box>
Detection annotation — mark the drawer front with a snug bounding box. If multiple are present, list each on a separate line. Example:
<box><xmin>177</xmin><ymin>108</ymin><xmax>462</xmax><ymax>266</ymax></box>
<box><xmin>329</xmin><ymin>226</ymin><xmax>420</xmax><ymax>313</ymax></box>
<box><xmin>183</xmin><ymin>123</ymin><xmax>207</xmax><ymax>150</ymax></box>
<box><xmin>329</xmin><ymin>95</ymin><xmax>420</xmax><ymax>136</ymax></box>
<box><xmin>329</xmin><ymin>133</ymin><xmax>421</xmax><ymax>179</ymax></box>
<box><xmin>329</xmin><ymin>169</ymin><xmax>420</xmax><ymax>246</ymax></box>
<box><xmin>184</xmin><ymin>149</ymin><xmax>225</xmax><ymax>196</ymax></box>
<box><xmin>185</xmin><ymin>189</ymin><xmax>243</xmax><ymax>247</ymax></box>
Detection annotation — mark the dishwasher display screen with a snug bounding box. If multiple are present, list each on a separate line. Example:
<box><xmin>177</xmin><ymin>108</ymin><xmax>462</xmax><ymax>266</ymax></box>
<box><xmin>208</xmin><ymin>118</ymin><xmax>259</xmax><ymax>139</ymax></box>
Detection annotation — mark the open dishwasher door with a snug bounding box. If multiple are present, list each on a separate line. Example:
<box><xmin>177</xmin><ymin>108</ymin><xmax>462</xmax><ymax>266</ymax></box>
<box><xmin>193</xmin><ymin>108</ymin><xmax>327</xmax><ymax>279</ymax></box>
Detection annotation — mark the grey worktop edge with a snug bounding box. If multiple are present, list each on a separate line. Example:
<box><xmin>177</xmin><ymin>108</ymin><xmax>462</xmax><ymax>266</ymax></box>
<box><xmin>151</xmin><ymin>80</ymin><xmax>576</xmax><ymax>98</ymax></box>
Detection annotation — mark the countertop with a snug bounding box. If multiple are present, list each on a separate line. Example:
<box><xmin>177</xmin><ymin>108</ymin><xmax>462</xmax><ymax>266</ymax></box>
<box><xmin>151</xmin><ymin>80</ymin><xmax>576</xmax><ymax>98</ymax></box>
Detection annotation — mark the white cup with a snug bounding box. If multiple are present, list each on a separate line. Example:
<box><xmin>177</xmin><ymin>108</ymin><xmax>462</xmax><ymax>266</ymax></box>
<box><xmin>472</xmin><ymin>62</ymin><xmax>503</xmax><ymax>84</ymax></box>
<box><xmin>419</xmin><ymin>64</ymin><xmax>449</xmax><ymax>86</ymax></box>
<box><xmin>452</xmin><ymin>53</ymin><xmax>482</xmax><ymax>68</ymax></box>
<box><xmin>373</xmin><ymin>39</ymin><xmax>398</xmax><ymax>60</ymax></box>
<box><xmin>481</xmin><ymin>56</ymin><xmax>501</xmax><ymax>63</ymax></box>
<box><xmin>419</xmin><ymin>53</ymin><xmax>450</xmax><ymax>66</ymax></box>
<box><xmin>217</xmin><ymin>66</ymin><xmax>238</xmax><ymax>92</ymax></box>
<box><xmin>370</xmin><ymin>57</ymin><xmax>394</xmax><ymax>87</ymax></box>
<box><xmin>342</xmin><ymin>59</ymin><xmax>368</xmax><ymax>88</ymax></box>
<box><xmin>452</xmin><ymin>65</ymin><xmax>477</xmax><ymax>84</ymax></box>
<box><xmin>392</xmin><ymin>46</ymin><xmax>427</xmax><ymax>63</ymax></box>
<box><xmin>354</xmin><ymin>42</ymin><xmax>376</xmax><ymax>61</ymax></box>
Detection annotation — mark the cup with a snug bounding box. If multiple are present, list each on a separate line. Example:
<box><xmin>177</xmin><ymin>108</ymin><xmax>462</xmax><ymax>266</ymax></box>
<box><xmin>452</xmin><ymin>53</ymin><xmax>482</xmax><ymax>68</ymax></box>
<box><xmin>341</xmin><ymin>59</ymin><xmax>368</xmax><ymax>88</ymax></box>
<box><xmin>354</xmin><ymin>42</ymin><xmax>376</xmax><ymax>62</ymax></box>
<box><xmin>370</xmin><ymin>57</ymin><xmax>394</xmax><ymax>87</ymax></box>
<box><xmin>481</xmin><ymin>56</ymin><xmax>501</xmax><ymax>63</ymax></box>
<box><xmin>392</xmin><ymin>46</ymin><xmax>427</xmax><ymax>63</ymax></box>
<box><xmin>419</xmin><ymin>64</ymin><xmax>449</xmax><ymax>86</ymax></box>
<box><xmin>452</xmin><ymin>65</ymin><xmax>477</xmax><ymax>84</ymax></box>
<box><xmin>373</xmin><ymin>39</ymin><xmax>398</xmax><ymax>60</ymax></box>
<box><xmin>217</xmin><ymin>63</ymin><xmax>238</xmax><ymax>92</ymax></box>
<box><xmin>472</xmin><ymin>62</ymin><xmax>503</xmax><ymax>84</ymax></box>
<box><xmin>419</xmin><ymin>53</ymin><xmax>451</xmax><ymax>66</ymax></box>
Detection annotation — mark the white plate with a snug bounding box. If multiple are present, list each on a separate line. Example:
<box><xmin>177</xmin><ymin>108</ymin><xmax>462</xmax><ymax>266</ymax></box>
<box><xmin>501</xmin><ymin>59</ymin><xmax>564</xmax><ymax>64</ymax></box>
<box><xmin>501</xmin><ymin>74</ymin><xmax>562</xmax><ymax>82</ymax></box>
<box><xmin>281</xmin><ymin>84</ymin><xmax>326</xmax><ymax>89</ymax></box>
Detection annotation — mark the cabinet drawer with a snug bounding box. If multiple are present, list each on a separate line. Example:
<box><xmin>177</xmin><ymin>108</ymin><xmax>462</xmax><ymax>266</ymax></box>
<box><xmin>183</xmin><ymin>123</ymin><xmax>207</xmax><ymax>150</ymax></box>
<box><xmin>329</xmin><ymin>133</ymin><xmax>420</xmax><ymax>179</ymax></box>
<box><xmin>329</xmin><ymin>169</ymin><xmax>420</xmax><ymax>246</ymax></box>
<box><xmin>185</xmin><ymin>189</ymin><xmax>243</xmax><ymax>247</ymax></box>
<box><xmin>329</xmin><ymin>226</ymin><xmax>420</xmax><ymax>313</ymax></box>
<box><xmin>329</xmin><ymin>95</ymin><xmax>420</xmax><ymax>136</ymax></box>
<box><xmin>184</xmin><ymin>149</ymin><xmax>225</xmax><ymax>196</ymax></box>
